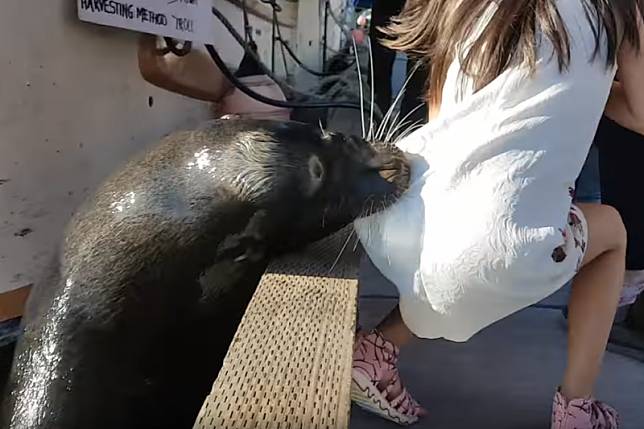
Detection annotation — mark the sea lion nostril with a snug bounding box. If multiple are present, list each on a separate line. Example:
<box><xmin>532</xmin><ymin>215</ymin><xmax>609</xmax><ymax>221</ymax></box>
<box><xmin>378</xmin><ymin>168</ymin><xmax>399</xmax><ymax>183</ymax></box>
<box><xmin>379</xmin><ymin>160</ymin><xmax>398</xmax><ymax>170</ymax></box>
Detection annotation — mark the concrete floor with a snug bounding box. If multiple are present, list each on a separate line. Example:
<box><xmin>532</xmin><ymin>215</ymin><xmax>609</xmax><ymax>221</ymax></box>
<box><xmin>350</xmin><ymin>257</ymin><xmax>644</xmax><ymax>429</ymax></box>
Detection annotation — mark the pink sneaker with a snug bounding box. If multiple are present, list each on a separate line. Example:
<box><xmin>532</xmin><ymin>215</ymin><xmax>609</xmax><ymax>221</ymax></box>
<box><xmin>551</xmin><ymin>390</ymin><xmax>619</xmax><ymax>429</ymax></box>
<box><xmin>351</xmin><ymin>330</ymin><xmax>426</xmax><ymax>425</ymax></box>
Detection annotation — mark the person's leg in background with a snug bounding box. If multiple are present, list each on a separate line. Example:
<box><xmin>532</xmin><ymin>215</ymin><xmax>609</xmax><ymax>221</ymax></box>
<box><xmin>370</xmin><ymin>0</ymin><xmax>406</xmax><ymax>115</ymax></box>
<box><xmin>597</xmin><ymin>115</ymin><xmax>644</xmax><ymax>351</ymax></box>
<box><xmin>566</xmin><ymin>119</ymin><xmax>644</xmax><ymax>313</ymax></box>
<box><xmin>575</xmin><ymin>145</ymin><xmax>602</xmax><ymax>205</ymax></box>
<box><xmin>399</xmin><ymin>59</ymin><xmax>429</xmax><ymax>126</ymax></box>
<box><xmin>630</xmin><ymin>290</ymin><xmax>644</xmax><ymax>332</ymax></box>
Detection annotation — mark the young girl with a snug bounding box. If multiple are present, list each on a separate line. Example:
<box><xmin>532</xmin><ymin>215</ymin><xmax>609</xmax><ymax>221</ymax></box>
<box><xmin>351</xmin><ymin>1</ymin><xmax>644</xmax><ymax>428</ymax></box>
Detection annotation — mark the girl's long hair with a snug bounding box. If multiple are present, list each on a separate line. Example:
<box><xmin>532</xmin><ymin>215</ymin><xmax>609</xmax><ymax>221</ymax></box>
<box><xmin>383</xmin><ymin>0</ymin><xmax>644</xmax><ymax>110</ymax></box>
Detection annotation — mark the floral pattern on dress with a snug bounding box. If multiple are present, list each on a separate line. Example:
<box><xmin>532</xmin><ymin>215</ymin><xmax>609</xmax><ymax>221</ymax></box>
<box><xmin>551</xmin><ymin>203</ymin><xmax>587</xmax><ymax>271</ymax></box>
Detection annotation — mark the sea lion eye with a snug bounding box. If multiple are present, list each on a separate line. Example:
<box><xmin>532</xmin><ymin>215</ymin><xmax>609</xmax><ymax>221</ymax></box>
<box><xmin>307</xmin><ymin>155</ymin><xmax>325</xmax><ymax>195</ymax></box>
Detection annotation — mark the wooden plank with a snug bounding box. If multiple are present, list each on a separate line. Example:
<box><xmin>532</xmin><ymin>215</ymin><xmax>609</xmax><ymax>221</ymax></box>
<box><xmin>0</xmin><ymin>285</ymin><xmax>31</xmax><ymax>322</ymax></box>
<box><xmin>194</xmin><ymin>227</ymin><xmax>360</xmax><ymax>429</ymax></box>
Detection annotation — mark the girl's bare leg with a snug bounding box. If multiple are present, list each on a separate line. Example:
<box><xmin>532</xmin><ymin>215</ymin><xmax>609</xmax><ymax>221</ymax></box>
<box><xmin>376</xmin><ymin>306</ymin><xmax>415</xmax><ymax>348</ymax></box>
<box><xmin>351</xmin><ymin>304</ymin><xmax>424</xmax><ymax>424</ymax></box>
<box><xmin>562</xmin><ymin>203</ymin><xmax>627</xmax><ymax>400</ymax></box>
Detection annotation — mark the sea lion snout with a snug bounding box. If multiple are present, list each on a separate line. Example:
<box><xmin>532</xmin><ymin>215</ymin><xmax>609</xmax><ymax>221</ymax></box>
<box><xmin>370</xmin><ymin>147</ymin><xmax>410</xmax><ymax>186</ymax></box>
<box><xmin>298</xmin><ymin>132</ymin><xmax>410</xmax><ymax>225</ymax></box>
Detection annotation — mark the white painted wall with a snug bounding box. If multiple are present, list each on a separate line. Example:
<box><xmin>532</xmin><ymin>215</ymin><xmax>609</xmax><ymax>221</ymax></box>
<box><xmin>294</xmin><ymin>0</ymin><xmax>345</xmax><ymax>90</ymax></box>
<box><xmin>0</xmin><ymin>0</ymin><xmax>297</xmax><ymax>295</ymax></box>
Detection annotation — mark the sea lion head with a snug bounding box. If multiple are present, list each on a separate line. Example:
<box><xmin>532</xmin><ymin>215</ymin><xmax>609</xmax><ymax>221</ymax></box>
<box><xmin>220</xmin><ymin>120</ymin><xmax>410</xmax><ymax>248</ymax></box>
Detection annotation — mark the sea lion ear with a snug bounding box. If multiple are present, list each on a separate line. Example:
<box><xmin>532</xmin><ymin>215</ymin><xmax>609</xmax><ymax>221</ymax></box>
<box><xmin>306</xmin><ymin>155</ymin><xmax>325</xmax><ymax>196</ymax></box>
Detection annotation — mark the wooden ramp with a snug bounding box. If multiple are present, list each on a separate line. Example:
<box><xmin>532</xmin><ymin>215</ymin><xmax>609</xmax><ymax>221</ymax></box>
<box><xmin>194</xmin><ymin>228</ymin><xmax>361</xmax><ymax>429</ymax></box>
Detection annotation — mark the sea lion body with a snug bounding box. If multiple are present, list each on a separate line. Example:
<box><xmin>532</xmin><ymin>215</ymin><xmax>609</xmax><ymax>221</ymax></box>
<box><xmin>1</xmin><ymin>119</ymin><xmax>409</xmax><ymax>429</ymax></box>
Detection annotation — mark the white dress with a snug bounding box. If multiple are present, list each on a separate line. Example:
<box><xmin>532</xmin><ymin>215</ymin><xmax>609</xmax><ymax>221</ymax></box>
<box><xmin>355</xmin><ymin>0</ymin><xmax>617</xmax><ymax>342</ymax></box>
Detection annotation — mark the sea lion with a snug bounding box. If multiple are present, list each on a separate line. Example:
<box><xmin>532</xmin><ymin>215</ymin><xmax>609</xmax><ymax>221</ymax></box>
<box><xmin>1</xmin><ymin>118</ymin><xmax>409</xmax><ymax>429</ymax></box>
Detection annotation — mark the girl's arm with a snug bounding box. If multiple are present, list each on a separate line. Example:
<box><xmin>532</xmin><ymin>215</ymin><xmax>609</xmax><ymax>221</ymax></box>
<box><xmin>137</xmin><ymin>35</ymin><xmax>233</xmax><ymax>102</ymax></box>
<box><xmin>604</xmin><ymin>12</ymin><xmax>644</xmax><ymax>135</ymax></box>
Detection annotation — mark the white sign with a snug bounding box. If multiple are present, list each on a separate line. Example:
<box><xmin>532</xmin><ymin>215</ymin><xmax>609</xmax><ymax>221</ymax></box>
<box><xmin>78</xmin><ymin>0</ymin><xmax>218</xmax><ymax>43</ymax></box>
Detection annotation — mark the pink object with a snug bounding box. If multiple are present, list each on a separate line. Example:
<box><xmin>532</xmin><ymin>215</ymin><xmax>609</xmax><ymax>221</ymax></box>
<box><xmin>619</xmin><ymin>270</ymin><xmax>644</xmax><ymax>307</ymax></box>
<box><xmin>551</xmin><ymin>390</ymin><xmax>619</xmax><ymax>429</ymax></box>
<box><xmin>216</xmin><ymin>75</ymin><xmax>291</xmax><ymax>121</ymax></box>
<box><xmin>351</xmin><ymin>330</ymin><xmax>426</xmax><ymax>426</ymax></box>
<box><xmin>351</xmin><ymin>29</ymin><xmax>366</xmax><ymax>44</ymax></box>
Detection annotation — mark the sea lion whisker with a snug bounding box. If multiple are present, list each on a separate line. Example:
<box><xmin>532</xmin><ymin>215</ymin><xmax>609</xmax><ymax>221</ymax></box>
<box><xmin>388</xmin><ymin>121</ymin><xmax>418</xmax><ymax>144</ymax></box>
<box><xmin>395</xmin><ymin>121</ymin><xmax>424</xmax><ymax>143</ymax></box>
<box><xmin>328</xmin><ymin>227</ymin><xmax>355</xmax><ymax>274</ymax></box>
<box><xmin>318</xmin><ymin>119</ymin><xmax>329</xmax><ymax>139</ymax></box>
<box><xmin>359</xmin><ymin>196</ymin><xmax>375</xmax><ymax>219</ymax></box>
<box><xmin>383</xmin><ymin>110</ymin><xmax>402</xmax><ymax>144</ymax></box>
<box><xmin>375</xmin><ymin>61</ymin><xmax>421</xmax><ymax>141</ymax></box>
<box><xmin>375</xmin><ymin>99</ymin><xmax>401</xmax><ymax>142</ymax></box>
<box><xmin>352</xmin><ymin>233</ymin><xmax>361</xmax><ymax>252</ymax></box>
<box><xmin>367</xmin><ymin>37</ymin><xmax>375</xmax><ymax>141</ymax></box>
<box><xmin>377</xmin><ymin>200</ymin><xmax>395</xmax><ymax>265</ymax></box>
<box><xmin>375</xmin><ymin>86</ymin><xmax>402</xmax><ymax>141</ymax></box>
<box><xmin>351</xmin><ymin>35</ymin><xmax>366</xmax><ymax>139</ymax></box>
<box><xmin>375</xmin><ymin>101</ymin><xmax>396</xmax><ymax>142</ymax></box>
<box><xmin>386</xmin><ymin>103</ymin><xmax>425</xmax><ymax>142</ymax></box>
<box><xmin>394</xmin><ymin>120</ymin><xmax>423</xmax><ymax>142</ymax></box>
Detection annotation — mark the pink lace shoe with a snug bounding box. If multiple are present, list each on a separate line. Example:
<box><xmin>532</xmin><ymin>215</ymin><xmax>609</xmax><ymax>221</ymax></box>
<box><xmin>351</xmin><ymin>330</ymin><xmax>426</xmax><ymax>425</ymax></box>
<box><xmin>551</xmin><ymin>390</ymin><xmax>619</xmax><ymax>429</ymax></box>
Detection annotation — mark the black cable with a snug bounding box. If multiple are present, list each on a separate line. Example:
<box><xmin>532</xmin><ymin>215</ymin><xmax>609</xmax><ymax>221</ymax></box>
<box><xmin>241</xmin><ymin>0</ymin><xmax>358</xmax><ymax>78</ymax></box>
<box><xmin>209</xmin><ymin>5</ymin><xmax>363</xmax><ymax>110</ymax></box>
<box><xmin>254</xmin><ymin>1</ymin><xmax>283</xmax><ymax>74</ymax></box>
<box><xmin>273</xmin><ymin>1</ymin><xmax>340</xmax><ymax>77</ymax></box>
<box><xmin>323</xmin><ymin>1</ymin><xmax>329</xmax><ymax>70</ymax></box>
<box><xmin>274</xmin><ymin>8</ymin><xmax>290</xmax><ymax>76</ymax></box>
<box><xmin>259</xmin><ymin>0</ymin><xmax>288</xmax><ymax>77</ymax></box>
<box><xmin>205</xmin><ymin>44</ymin><xmax>362</xmax><ymax>110</ymax></box>
<box><xmin>270</xmin><ymin>8</ymin><xmax>276</xmax><ymax>72</ymax></box>
<box><xmin>275</xmin><ymin>34</ymin><xmax>338</xmax><ymax>77</ymax></box>
<box><xmin>211</xmin><ymin>6</ymin><xmax>290</xmax><ymax>86</ymax></box>
<box><xmin>234</xmin><ymin>40</ymin><xmax>265</xmax><ymax>78</ymax></box>
<box><xmin>241</xmin><ymin>0</ymin><xmax>251</xmax><ymax>43</ymax></box>
<box><xmin>271</xmin><ymin>5</ymin><xmax>338</xmax><ymax>77</ymax></box>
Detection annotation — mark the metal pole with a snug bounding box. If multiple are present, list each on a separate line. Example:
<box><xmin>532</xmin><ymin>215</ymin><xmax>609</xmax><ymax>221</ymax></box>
<box><xmin>271</xmin><ymin>11</ymin><xmax>276</xmax><ymax>73</ymax></box>
<box><xmin>322</xmin><ymin>0</ymin><xmax>329</xmax><ymax>71</ymax></box>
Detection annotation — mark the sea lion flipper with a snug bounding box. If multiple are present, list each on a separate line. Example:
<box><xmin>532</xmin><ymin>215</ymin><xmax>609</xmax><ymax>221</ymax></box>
<box><xmin>237</xmin><ymin>210</ymin><xmax>270</xmax><ymax>262</ymax></box>
<box><xmin>214</xmin><ymin>210</ymin><xmax>270</xmax><ymax>264</ymax></box>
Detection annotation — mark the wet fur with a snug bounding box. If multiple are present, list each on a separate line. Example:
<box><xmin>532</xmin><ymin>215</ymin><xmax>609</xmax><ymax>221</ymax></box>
<box><xmin>1</xmin><ymin>119</ymin><xmax>408</xmax><ymax>429</ymax></box>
